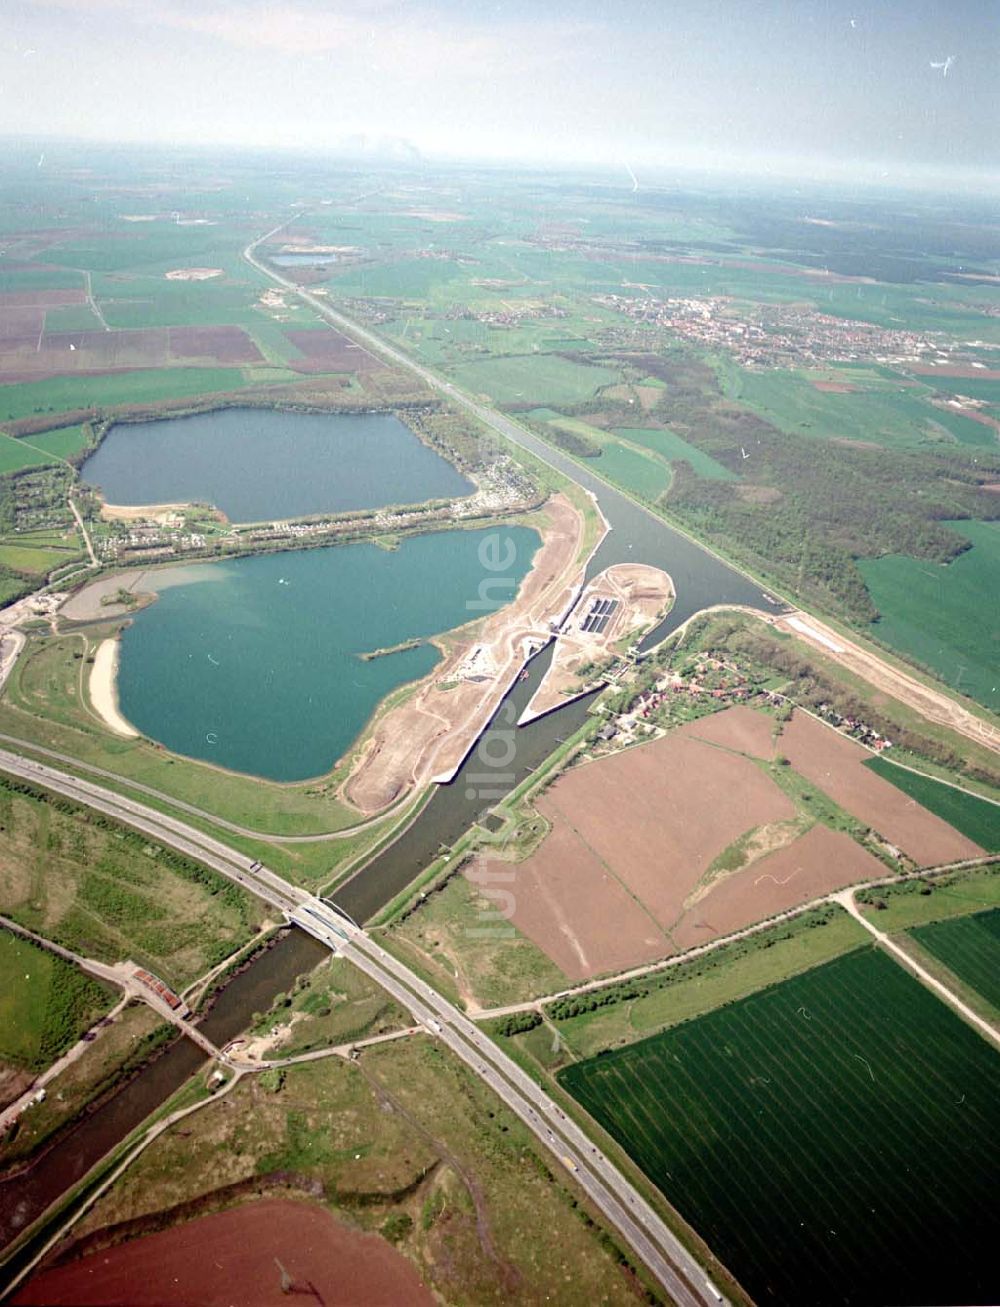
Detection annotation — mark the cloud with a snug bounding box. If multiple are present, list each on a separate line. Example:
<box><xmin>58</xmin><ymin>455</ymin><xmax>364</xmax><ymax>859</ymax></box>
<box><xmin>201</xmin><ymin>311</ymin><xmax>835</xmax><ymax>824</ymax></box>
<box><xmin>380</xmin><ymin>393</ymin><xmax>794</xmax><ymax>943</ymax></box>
<box><xmin>31</xmin><ymin>0</ymin><xmax>594</xmax><ymax>74</ymax></box>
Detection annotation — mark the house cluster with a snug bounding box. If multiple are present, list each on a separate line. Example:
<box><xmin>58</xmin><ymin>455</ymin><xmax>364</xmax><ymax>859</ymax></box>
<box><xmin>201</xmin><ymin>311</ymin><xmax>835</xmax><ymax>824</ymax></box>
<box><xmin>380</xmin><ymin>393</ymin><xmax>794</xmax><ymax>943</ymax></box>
<box><xmin>450</xmin><ymin>457</ymin><xmax>535</xmax><ymax>517</ymax></box>
<box><xmin>811</xmin><ymin>702</ymin><xmax>893</xmax><ymax>751</ymax></box>
<box><xmin>100</xmin><ymin>525</ymin><xmax>207</xmax><ymax>562</ymax></box>
<box><xmin>594</xmin><ymin>293</ymin><xmax>941</xmax><ymax>370</ymax></box>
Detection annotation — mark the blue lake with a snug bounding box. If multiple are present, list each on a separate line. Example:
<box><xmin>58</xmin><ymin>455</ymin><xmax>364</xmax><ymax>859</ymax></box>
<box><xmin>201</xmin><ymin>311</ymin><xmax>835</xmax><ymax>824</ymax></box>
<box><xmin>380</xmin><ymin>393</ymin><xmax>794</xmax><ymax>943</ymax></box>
<box><xmin>81</xmin><ymin>407</ymin><xmax>473</xmax><ymax>522</ymax></box>
<box><xmin>117</xmin><ymin>526</ymin><xmax>540</xmax><ymax>781</ymax></box>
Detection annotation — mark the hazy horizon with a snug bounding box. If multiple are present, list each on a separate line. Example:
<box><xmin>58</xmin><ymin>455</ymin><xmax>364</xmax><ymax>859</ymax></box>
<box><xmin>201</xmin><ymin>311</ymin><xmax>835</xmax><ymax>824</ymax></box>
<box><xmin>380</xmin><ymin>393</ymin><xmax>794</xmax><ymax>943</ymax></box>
<box><xmin>1</xmin><ymin>0</ymin><xmax>998</xmax><ymax>190</ymax></box>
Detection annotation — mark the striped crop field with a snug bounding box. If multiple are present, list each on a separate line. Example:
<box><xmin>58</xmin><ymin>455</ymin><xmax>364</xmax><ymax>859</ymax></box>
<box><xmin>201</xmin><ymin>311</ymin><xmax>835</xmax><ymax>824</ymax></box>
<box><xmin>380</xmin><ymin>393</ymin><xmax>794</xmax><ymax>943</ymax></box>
<box><xmin>558</xmin><ymin>948</ymin><xmax>999</xmax><ymax>1306</ymax></box>
<box><xmin>864</xmin><ymin>757</ymin><xmax>1000</xmax><ymax>851</ymax></box>
<box><xmin>910</xmin><ymin>908</ymin><xmax>1000</xmax><ymax>1010</ymax></box>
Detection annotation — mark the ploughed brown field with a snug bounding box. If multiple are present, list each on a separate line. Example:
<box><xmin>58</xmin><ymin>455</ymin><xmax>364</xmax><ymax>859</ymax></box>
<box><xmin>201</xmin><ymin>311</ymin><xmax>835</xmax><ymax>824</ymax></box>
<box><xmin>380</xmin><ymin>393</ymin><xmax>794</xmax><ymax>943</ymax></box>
<box><xmin>909</xmin><ymin>363</ymin><xmax>1000</xmax><ymax>379</ymax></box>
<box><xmin>477</xmin><ymin>706</ymin><xmax>979</xmax><ymax>979</ymax></box>
<box><xmin>0</xmin><ymin>290</ymin><xmax>87</xmax><ymax>308</ymax></box>
<box><xmin>779</xmin><ymin>711</ymin><xmax>983</xmax><ymax>865</ymax></box>
<box><xmin>14</xmin><ymin>1199</ymin><xmax>435</xmax><ymax>1307</ymax></box>
<box><xmin>0</xmin><ymin>308</ymin><xmax>45</xmax><ymax>340</ymax></box>
<box><xmin>676</xmin><ymin>702</ymin><xmax>776</xmax><ymax>758</ymax></box>
<box><xmin>0</xmin><ymin>325</ymin><xmax>262</xmax><ymax>376</ymax></box>
<box><xmin>285</xmin><ymin>328</ymin><xmax>385</xmax><ymax>374</ymax></box>
<box><xmin>670</xmin><ymin>824</ymin><xmax>883</xmax><ymax>950</ymax></box>
<box><xmin>471</xmin><ymin>820</ymin><xmax>667</xmax><ymax>979</ymax></box>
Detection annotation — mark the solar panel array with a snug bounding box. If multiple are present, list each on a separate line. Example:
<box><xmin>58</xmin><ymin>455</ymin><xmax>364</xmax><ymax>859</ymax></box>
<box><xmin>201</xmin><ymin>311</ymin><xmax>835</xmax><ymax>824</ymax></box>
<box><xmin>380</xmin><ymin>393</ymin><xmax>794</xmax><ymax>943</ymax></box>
<box><xmin>579</xmin><ymin>595</ymin><xmax>618</xmax><ymax>635</ymax></box>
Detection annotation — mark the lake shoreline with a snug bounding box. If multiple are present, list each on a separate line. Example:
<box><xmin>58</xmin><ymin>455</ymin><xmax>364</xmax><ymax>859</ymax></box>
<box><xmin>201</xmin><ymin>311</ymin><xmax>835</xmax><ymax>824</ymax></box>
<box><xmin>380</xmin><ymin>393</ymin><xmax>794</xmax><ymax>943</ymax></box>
<box><xmin>105</xmin><ymin>526</ymin><xmax>544</xmax><ymax>785</ymax></box>
<box><xmin>343</xmin><ymin>491</ymin><xmax>595</xmax><ymax>813</ymax></box>
<box><xmin>88</xmin><ymin>640</ymin><xmax>139</xmax><ymax>739</ymax></box>
<box><xmin>79</xmin><ymin>407</ymin><xmax>473</xmax><ymax>525</ymax></box>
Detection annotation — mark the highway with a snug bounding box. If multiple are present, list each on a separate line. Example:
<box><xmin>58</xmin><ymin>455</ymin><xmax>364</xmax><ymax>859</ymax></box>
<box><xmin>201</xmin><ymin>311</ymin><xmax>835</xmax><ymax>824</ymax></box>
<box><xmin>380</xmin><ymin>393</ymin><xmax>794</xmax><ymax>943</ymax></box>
<box><xmin>0</xmin><ymin>747</ymin><xmax>303</xmax><ymax>917</ymax></box>
<box><xmin>0</xmin><ymin>746</ymin><xmax>724</xmax><ymax>1306</ymax></box>
<box><xmin>245</xmin><ymin>224</ymin><xmax>1000</xmax><ymax>760</ymax></box>
<box><xmin>293</xmin><ymin>902</ymin><xmax>718</xmax><ymax>1307</ymax></box>
<box><xmin>245</xmin><ymin>225</ymin><xmax>620</xmax><ymax>493</ymax></box>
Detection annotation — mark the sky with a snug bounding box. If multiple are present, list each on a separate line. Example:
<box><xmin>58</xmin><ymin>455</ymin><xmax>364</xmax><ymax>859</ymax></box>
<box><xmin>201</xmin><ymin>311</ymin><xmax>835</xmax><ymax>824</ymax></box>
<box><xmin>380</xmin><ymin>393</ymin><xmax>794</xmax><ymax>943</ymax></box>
<box><xmin>1</xmin><ymin>0</ymin><xmax>997</xmax><ymax>185</ymax></box>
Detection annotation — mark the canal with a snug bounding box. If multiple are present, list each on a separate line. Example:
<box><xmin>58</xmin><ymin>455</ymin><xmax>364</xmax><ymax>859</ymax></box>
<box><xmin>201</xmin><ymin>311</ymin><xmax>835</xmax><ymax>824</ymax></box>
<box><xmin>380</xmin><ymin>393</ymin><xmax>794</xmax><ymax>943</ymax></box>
<box><xmin>0</xmin><ymin>407</ymin><xmax>777</xmax><ymax>1266</ymax></box>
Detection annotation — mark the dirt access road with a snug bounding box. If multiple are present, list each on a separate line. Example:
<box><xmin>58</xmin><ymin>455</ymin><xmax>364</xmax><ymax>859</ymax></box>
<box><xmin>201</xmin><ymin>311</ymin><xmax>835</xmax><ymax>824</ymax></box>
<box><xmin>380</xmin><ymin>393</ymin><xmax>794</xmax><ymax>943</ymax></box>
<box><xmin>774</xmin><ymin>611</ymin><xmax>1000</xmax><ymax>756</ymax></box>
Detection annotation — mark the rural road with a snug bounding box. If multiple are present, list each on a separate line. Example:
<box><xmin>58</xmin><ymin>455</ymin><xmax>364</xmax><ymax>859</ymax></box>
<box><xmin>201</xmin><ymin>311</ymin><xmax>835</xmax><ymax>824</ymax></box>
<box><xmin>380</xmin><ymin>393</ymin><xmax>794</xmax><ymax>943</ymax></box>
<box><xmin>470</xmin><ymin>854</ymin><xmax>997</xmax><ymax>1022</ymax></box>
<box><xmin>0</xmin><ymin>748</ymin><xmax>723</xmax><ymax>1307</ymax></box>
<box><xmin>67</xmin><ymin>495</ymin><xmax>98</xmax><ymax>569</ymax></box>
<box><xmin>832</xmin><ymin>888</ymin><xmax>1000</xmax><ymax>1048</ymax></box>
<box><xmin>244</xmin><ymin>224</ymin><xmax>1000</xmax><ymax>761</ymax></box>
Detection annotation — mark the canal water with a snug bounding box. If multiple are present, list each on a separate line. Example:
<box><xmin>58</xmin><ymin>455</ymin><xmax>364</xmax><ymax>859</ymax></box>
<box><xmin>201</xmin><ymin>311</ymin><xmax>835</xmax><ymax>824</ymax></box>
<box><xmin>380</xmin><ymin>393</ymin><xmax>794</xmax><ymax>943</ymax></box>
<box><xmin>0</xmin><ymin>929</ymin><xmax>328</xmax><ymax>1260</ymax></box>
<box><xmin>116</xmin><ymin>526</ymin><xmax>540</xmax><ymax>782</ymax></box>
<box><xmin>80</xmin><ymin>408</ymin><xmax>472</xmax><ymax>523</ymax></box>
<box><xmin>484</xmin><ymin>403</ymin><xmax>772</xmax><ymax>623</ymax></box>
<box><xmin>0</xmin><ymin>408</ymin><xmax>780</xmax><ymax>1265</ymax></box>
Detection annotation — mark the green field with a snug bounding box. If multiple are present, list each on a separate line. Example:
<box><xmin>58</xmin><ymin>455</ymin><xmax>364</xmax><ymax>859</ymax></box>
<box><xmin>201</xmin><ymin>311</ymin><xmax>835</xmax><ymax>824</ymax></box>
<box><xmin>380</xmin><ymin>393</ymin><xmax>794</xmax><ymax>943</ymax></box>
<box><xmin>591</xmin><ymin>437</ymin><xmax>672</xmax><ymax>501</ymax></box>
<box><xmin>859</xmin><ymin>520</ymin><xmax>1000</xmax><ymax>711</ymax></box>
<box><xmin>0</xmin><ymin>929</ymin><xmax>112</xmax><ymax>1071</ymax></box>
<box><xmin>0</xmin><ymin>543</ymin><xmax>77</xmax><ymax>575</ymax></box>
<box><xmin>0</xmin><ymin>367</ymin><xmax>249</xmax><ymax>421</ymax></box>
<box><xmin>920</xmin><ymin>402</ymin><xmax>999</xmax><ymax>447</ymax></box>
<box><xmin>910</xmin><ymin>908</ymin><xmax>1000</xmax><ymax>1010</ymax></box>
<box><xmin>0</xmin><ymin>434</ymin><xmax>56</xmax><ymax>473</ymax></box>
<box><xmin>546</xmin><ymin>907</ymin><xmax>867</xmax><ymax>1059</ymax></box>
<box><xmin>0</xmin><ymin>269</ymin><xmax>85</xmax><ymax>293</ymax></box>
<box><xmin>613</xmin><ymin>427</ymin><xmax>737</xmax><ymax>480</ymax></box>
<box><xmin>916</xmin><ymin>374</ymin><xmax>1000</xmax><ymax>402</ymax></box>
<box><xmin>864</xmin><ymin>758</ymin><xmax>1000</xmax><ymax>849</ymax></box>
<box><xmin>858</xmin><ymin>864</ymin><xmax>999</xmax><ymax>932</ymax></box>
<box><xmin>249</xmin><ymin>955</ymin><xmax>407</xmax><ymax>1055</ymax></box>
<box><xmin>0</xmin><ymin>776</ymin><xmax>264</xmax><ymax>989</ymax></box>
<box><xmin>387</xmin><ymin>871</ymin><xmax>569</xmax><ymax>1010</ymax></box>
<box><xmin>449</xmin><ymin>354</ymin><xmax>621</xmax><ymax>406</ymax></box>
<box><xmin>559</xmin><ymin>948</ymin><xmax>1000</xmax><ymax>1306</ymax></box>
<box><xmin>20</xmin><ymin>425</ymin><xmax>92</xmax><ymax>461</ymax></box>
<box><xmin>730</xmin><ymin>367</ymin><xmax>974</xmax><ymax>450</ymax></box>
<box><xmin>42</xmin><ymin>305</ymin><xmax>107</xmax><ymax>334</ymax></box>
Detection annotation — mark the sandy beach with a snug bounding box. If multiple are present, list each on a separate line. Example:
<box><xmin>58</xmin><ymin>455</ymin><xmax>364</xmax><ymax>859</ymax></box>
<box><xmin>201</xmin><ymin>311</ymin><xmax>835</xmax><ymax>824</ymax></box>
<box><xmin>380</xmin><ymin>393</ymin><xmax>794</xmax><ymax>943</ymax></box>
<box><xmin>89</xmin><ymin>639</ymin><xmax>139</xmax><ymax>738</ymax></box>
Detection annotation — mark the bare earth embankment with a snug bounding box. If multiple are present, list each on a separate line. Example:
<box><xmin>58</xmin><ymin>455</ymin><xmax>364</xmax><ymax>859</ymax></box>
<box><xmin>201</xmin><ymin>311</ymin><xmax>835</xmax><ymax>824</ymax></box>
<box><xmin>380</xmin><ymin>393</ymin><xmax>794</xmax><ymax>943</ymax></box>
<box><xmin>522</xmin><ymin>562</ymin><xmax>673</xmax><ymax>722</ymax></box>
<box><xmin>344</xmin><ymin>493</ymin><xmax>592</xmax><ymax>813</ymax></box>
<box><xmin>773</xmin><ymin>610</ymin><xmax>1000</xmax><ymax>755</ymax></box>
<box><xmin>779</xmin><ymin>710</ymin><xmax>984</xmax><ymax>865</ymax></box>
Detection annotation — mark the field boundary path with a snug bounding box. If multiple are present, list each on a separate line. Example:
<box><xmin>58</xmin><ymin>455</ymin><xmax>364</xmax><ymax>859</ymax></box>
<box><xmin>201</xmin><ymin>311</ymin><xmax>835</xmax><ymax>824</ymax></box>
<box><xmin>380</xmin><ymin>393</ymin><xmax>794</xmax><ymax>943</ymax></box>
<box><xmin>243</xmin><ymin>223</ymin><xmax>1000</xmax><ymax>764</ymax></box>
<box><xmin>82</xmin><ymin>271</ymin><xmax>110</xmax><ymax>333</ymax></box>
<box><xmin>469</xmin><ymin>856</ymin><xmax>998</xmax><ymax>1020</ymax></box>
<box><xmin>832</xmin><ymin>888</ymin><xmax>1000</xmax><ymax>1048</ymax></box>
<box><xmin>0</xmin><ymin>913</ymin><xmax>227</xmax><ymax>1079</ymax></box>
<box><xmin>67</xmin><ymin>495</ymin><xmax>97</xmax><ymax>569</ymax></box>
<box><xmin>0</xmin><ymin>750</ymin><xmax>723</xmax><ymax>1307</ymax></box>
<box><xmin>0</xmin><ymin>992</ymin><xmax>131</xmax><ymax>1138</ymax></box>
